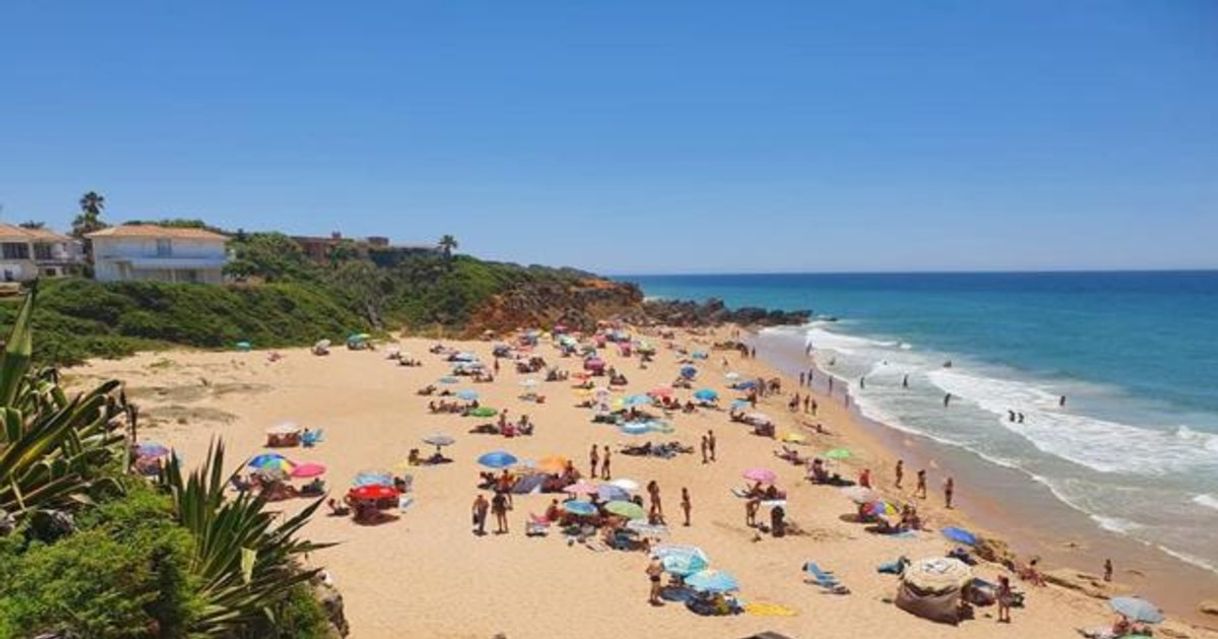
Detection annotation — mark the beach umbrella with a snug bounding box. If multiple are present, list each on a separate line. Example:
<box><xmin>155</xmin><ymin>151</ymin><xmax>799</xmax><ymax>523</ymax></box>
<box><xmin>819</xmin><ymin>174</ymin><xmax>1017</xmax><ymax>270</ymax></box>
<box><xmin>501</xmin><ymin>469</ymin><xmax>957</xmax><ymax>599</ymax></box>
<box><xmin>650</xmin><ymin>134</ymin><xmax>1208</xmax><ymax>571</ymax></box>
<box><xmin>255</xmin><ymin>467</ymin><xmax>290</xmax><ymax>482</ymax></box>
<box><xmin>456</xmin><ymin>389</ymin><xmax>479</xmax><ymax>401</ymax></box>
<box><xmin>619</xmin><ymin>421</ymin><xmax>652</xmax><ymax>436</ymax></box>
<box><xmin>686</xmin><ymin>569</ymin><xmax>740</xmax><ymax>593</ymax></box>
<box><xmin>135</xmin><ymin>442</ymin><xmax>170</xmax><ymax>458</ymax></box>
<box><xmin>840</xmin><ymin>485</ymin><xmax>877</xmax><ymax>504</ymax></box>
<box><xmin>291</xmin><ymin>462</ymin><xmax>327</xmax><ymax>478</ymax></box>
<box><xmin>736</xmin><ymin>379</ymin><xmax>759</xmax><ymax>389</ymax></box>
<box><xmin>626</xmin><ymin>520</ymin><xmax>668</xmax><ymax>537</ymax></box>
<box><xmin>353</xmin><ymin>470</ymin><xmax>394</xmax><ymax>487</ymax></box>
<box><xmin>941</xmin><ymin>526</ymin><xmax>978</xmax><ymax>546</ymax></box>
<box><xmin>824</xmin><ymin>448</ymin><xmax>852</xmax><ymax>460</ymax></box>
<box><xmin>597</xmin><ymin>484</ymin><xmax>630</xmax><ymax>501</ymax></box>
<box><xmin>693</xmin><ymin>389</ymin><xmax>719</xmax><ymax>402</ymax></box>
<box><xmin>624</xmin><ymin>394</ymin><xmax>651</xmax><ymax>408</ymax></box>
<box><xmin>742</xmin><ymin>468</ymin><xmax>778</xmax><ymax>484</ymax></box>
<box><xmin>610</xmin><ymin>478</ymin><xmax>640</xmax><ymax>492</ymax></box>
<box><xmin>649</xmin><ymin>386</ymin><xmax>674</xmax><ymax>398</ymax></box>
<box><xmin>562</xmin><ymin>500</ymin><xmax>598</xmax><ymax>516</ymax></box>
<box><xmin>478</xmin><ymin>451</ymin><xmax>518</xmax><ymax>469</ymax></box>
<box><xmin>745</xmin><ymin>412</ymin><xmax>773</xmax><ymax>425</ymax></box>
<box><xmin>653</xmin><ymin>545</ymin><xmax>710</xmax><ymax>577</ymax></box>
<box><xmin>248</xmin><ymin>453</ymin><xmax>292</xmax><ymax>470</ymax></box>
<box><xmin>469</xmin><ymin>407</ymin><xmax>498</xmax><ymax>418</ymax></box>
<box><xmin>347</xmin><ymin>485</ymin><xmax>398</xmax><ymax>501</ymax></box>
<box><xmin>730</xmin><ymin>399</ymin><xmax>750</xmax><ymax>411</ymax></box>
<box><xmin>680</xmin><ymin>365</ymin><xmax>698</xmax><ymax>379</ymax></box>
<box><xmin>563</xmin><ymin>480</ymin><xmax>599</xmax><ymax>496</ymax></box>
<box><xmin>536</xmin><ymin>455</ymin><xmax>570</xmax><ymax>474</ymax></box>
<box><xmin>902</xmin><ymin>557</ymin><xmax>973</xmax><ymax>593</ymax></box>
<box><xmin>604</xmin><ymin>500</ymin><xmax>647</xmax><ymax>520</ymax></box>
<box><xmin>867</xmin><ymin>501</ymin><xmax>899</xmax><ymax>518</ymax></box>
<box><xmin>423</xmin><ymin>434</ymin><xmax>456</xmax><ymax>448</ymax></box>
<box><xmin>1109</xmin><ymin>597</ymin><xmax>1164</xmax><ymax>624</ymax></box>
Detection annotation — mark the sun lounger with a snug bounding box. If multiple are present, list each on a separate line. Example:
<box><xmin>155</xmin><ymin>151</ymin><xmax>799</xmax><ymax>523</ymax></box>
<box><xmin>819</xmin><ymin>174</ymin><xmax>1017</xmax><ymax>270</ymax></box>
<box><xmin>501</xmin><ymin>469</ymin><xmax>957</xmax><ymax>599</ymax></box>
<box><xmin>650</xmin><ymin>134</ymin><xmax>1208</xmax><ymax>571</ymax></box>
<box><xmin>803</xmin><ymin>562</ymin><xmax>851</xmax><ymax>594</ymax></box>
<box><xmin>526</xmin><ymin>514</ymin><xmax>551</xmax><ymax>537</ymax></box>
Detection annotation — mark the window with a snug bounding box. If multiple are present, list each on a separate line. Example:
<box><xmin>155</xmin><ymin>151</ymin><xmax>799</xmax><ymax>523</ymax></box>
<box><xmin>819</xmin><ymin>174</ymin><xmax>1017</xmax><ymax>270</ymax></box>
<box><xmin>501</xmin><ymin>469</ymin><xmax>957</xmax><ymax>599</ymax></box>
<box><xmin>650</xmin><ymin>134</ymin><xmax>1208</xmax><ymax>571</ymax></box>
<box><xmin>1</xmin><ymin>243</ymin><xmax>30</xmax><ymax>260</ymax></box>
<box><xmin>33</xmin><ymin>243</ymin><xmax>53</xmax><ymax>260</ymax></box>
<box><xmin>156</xmin><ymin>239</ymin><xmax>172</xmax><ymax>256</ymax></box>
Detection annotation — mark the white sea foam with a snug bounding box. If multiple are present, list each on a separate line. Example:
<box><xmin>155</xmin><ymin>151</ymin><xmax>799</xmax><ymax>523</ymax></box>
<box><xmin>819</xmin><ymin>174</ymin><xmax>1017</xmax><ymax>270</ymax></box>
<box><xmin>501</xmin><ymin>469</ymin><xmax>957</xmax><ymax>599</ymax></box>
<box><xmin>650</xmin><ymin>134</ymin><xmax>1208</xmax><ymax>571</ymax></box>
<box><xmin>1090</xmin><ymin>515</ymin><xmax>1143</xmax><ymax>535</ymax></box>
<box><xmin>1193</xmin><ymin>494</ymin><xmax>1218</xmax><ymax>511</ymax></box>
<box><xmin>1157</xmin><ymin>545</ymin><xmax>1218</xmax><ymax>574</ymax></box>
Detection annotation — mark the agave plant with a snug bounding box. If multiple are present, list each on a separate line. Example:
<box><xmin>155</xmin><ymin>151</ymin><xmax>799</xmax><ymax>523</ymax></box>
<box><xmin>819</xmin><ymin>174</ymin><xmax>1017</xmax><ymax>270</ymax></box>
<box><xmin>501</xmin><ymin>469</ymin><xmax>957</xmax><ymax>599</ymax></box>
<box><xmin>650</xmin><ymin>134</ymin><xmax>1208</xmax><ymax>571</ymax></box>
<box><xmin>0</xmin><ymin>286</ymin><xmax>128</xmax><ymax>522</ymax></box>
<box><xmin>159</xmin><ymin>440</ymin><xmax>333</xmax><ymax>634</ymax></box>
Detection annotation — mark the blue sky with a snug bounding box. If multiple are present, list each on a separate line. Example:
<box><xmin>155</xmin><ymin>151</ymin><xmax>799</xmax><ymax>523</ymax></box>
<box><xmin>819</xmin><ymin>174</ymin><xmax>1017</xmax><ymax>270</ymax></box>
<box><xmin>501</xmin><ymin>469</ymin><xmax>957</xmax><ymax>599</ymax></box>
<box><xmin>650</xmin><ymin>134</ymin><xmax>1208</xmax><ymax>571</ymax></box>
<box><xmin>1</xmin><ymin>1</ymin><xmax>1215</xmax><ymax>274</ymax></box>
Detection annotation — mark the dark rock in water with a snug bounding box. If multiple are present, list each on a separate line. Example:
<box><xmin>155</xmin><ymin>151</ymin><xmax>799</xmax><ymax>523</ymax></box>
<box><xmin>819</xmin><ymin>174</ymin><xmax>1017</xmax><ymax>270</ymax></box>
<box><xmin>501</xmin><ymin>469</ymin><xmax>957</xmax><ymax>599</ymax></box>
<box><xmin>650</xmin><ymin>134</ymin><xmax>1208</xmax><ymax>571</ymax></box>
<box><xmin>636</xmin><ymin>297</ymin><xmax>810</xmax><ymax>328</ymax></box>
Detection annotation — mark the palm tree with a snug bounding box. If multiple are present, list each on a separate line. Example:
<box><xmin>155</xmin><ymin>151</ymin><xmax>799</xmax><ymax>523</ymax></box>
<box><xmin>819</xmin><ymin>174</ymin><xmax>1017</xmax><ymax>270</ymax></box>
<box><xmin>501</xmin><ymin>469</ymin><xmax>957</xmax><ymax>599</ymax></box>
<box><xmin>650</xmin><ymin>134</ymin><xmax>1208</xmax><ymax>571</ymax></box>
<box><xmin>71</xmin><ymin>191</ymin><xmax>108</xmax><ymax>240</ymax></box>
<box><xmin>437</xmin><ymin>235</ymin><xmax>458</xmax><ymax>261</ymax></box>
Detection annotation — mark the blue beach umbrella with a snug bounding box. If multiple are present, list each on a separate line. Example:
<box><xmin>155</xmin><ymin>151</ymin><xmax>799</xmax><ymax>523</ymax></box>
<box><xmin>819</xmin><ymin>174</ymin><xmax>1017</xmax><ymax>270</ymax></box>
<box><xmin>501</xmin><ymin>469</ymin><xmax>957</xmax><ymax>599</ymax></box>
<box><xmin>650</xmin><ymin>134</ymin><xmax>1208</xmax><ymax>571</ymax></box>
<box><xmin>624</xmin><ymin>394</ymin><xmax>651</xmax><ymax>408</ymax></box>
<box><xmin>598</xmin><ymin>484</ymin><xmax>630</xmax><ymax>501</ymax></box>
<box><xmin>477</xmin><ymin>451</ymin><xmax>519</xmax><ymax>469</ymax></box>
<box><xmin>693</xmin><ymin>389</ymin><xmax>718</xmax><ymax>402</ymax></box>
<box><xmin>653</xmin><ymin>545</ymin><xmax>710</xmax><ymax>577</ymax></box>
<box><xmin>1109</xmin><ymin>596</ymin><xmax>1164</xmax><ymax>624</ymax></box>
<box><xmin>562</xmin><ymin>500</ymin><xmax>598</xmax><ymax>516</ymax></box>
<box><xmin>680</xmin><ymin>365</ymin><xmax>698</xmax><ymax>379</ymax></box>
<box><xmin>685</xmin><ymin>569</ymin><xmax>739</xmax><ymax>593</ymax></box>
<box><xmin>248</xmin><ymin>453</ymin><xmax>289</xmax><ymax>469</ymax></box>
<box><xmin>456</xmin><ymin>389</ymin><xmax>479</xmax><ymax>401</ymax></box>
<box><xmin>620</xmin><ymin>421</ymin><xmax>652</xmax><ymax>436</ymax></box>
<box><xmin>941</xmin><ymin>526</ymin><xmax>978</xmax><ymax>546</ymax></box>
<box><xmin>736</xmin><ymin>379</ymin><xmax>759</xmax><ymax>389</ymax></box>
<box><xmin>730</xmin><ymin>399</ymin><xmax>750</xmax><ymax>410</ymax></box>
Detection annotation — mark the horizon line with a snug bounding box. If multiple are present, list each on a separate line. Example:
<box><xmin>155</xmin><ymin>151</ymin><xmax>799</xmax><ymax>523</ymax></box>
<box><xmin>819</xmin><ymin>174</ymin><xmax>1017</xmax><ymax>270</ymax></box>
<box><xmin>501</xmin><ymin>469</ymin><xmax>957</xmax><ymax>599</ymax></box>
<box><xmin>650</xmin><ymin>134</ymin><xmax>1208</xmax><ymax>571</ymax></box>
<box><xmin>605</xmin><ymin>267</ymin><xmax>1218</xmax><ymax>278</ymax></box>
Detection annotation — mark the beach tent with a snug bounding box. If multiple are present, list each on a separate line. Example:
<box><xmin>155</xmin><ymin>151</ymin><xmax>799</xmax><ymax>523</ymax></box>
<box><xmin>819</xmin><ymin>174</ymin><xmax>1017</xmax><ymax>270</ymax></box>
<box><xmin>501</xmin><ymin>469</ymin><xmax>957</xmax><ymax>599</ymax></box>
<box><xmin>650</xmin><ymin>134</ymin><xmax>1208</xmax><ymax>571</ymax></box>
<box><xmin>895</xmin><ymin>557</ymin><xmax>972</xmax><ymax>625</ymax></box>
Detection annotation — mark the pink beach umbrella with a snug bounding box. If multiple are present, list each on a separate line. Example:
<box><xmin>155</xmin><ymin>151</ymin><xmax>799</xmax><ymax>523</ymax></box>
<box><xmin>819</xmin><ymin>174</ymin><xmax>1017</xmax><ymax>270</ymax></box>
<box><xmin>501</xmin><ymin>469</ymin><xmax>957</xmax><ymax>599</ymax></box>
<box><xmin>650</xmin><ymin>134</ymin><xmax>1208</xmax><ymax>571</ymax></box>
<box><xmin>291</xmin><ymin>462</ymin><xmax>327</xmax><ymax>479</ymax></box>
<box><xmin>742</xmin><ymin>468</ymin><xmax>778</xmax><ymax>484</ymax></box>
<box><xmin>563</xmin><ymin>480</ymin><xmax>599</xmax><ymax>496</ymax></box>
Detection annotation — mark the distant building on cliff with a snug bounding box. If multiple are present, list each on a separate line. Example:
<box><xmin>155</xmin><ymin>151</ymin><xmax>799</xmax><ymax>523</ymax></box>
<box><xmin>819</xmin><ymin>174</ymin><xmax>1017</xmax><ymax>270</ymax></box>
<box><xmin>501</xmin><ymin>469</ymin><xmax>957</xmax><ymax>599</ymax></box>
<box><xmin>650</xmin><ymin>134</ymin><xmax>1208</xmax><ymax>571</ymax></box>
<box><xmin>0</xmin><ymin>223</ymin><xmax>80</xmax><ymax>282</ymax></box>
<box><xmin>291</xmin><ymin>231</ymin><xmax>439</xmax><ymax>267</ymax></box>
<box><xmin>87</xmin><ymin>224</ymin><xmax>229</xmax><ymax>284</ymax></box>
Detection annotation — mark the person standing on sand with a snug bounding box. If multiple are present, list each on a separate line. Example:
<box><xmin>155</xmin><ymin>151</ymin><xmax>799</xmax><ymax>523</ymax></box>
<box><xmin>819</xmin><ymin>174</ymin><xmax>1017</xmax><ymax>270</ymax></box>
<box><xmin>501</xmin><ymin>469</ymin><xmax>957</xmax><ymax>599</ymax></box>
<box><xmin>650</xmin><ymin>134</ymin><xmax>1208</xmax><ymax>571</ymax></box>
<box><xmin>997</xmin><ymin>575</ymin><xmax>1013</xmax><ymax>623</ymax></box>
<box><xmin>803</xmin><ymin>395</ymin><xmax>810</xmax><ymax>413</ymax></box>
<box><xmin>646</xmin><ymin>557</ymin><xmax>665</xmax><ymax>606</ymax></box>
<box><xmin>700</xmin><ymin>435</ymin><xmax>709</xmax><ymax>464</ymax></box>
<box><xmin>1104</xmin><ymin>558</ymin><xmax>1113</xmax><ymax>582</ymax></box>
<box><xmin>493</xmin><ymin>357</ymin><xmax>500</xmax><ymax>374</ymax></box>
<box><xmin>745</xmin><ymin>496</ymin><xmax>760</xmax><ymax>527</ymax></box>
<box><xmin>944</xmin><ymin>476</ymin><xmax>954</xmax><ymax>509</ymax></box>
<box><xmin>472</xmin><ymin>494</ymin><xmax>489</xmax><ymax>536</ymax></box>
<box><xmin>915</xmin><ymin>469</ymin><xmax>927</xmax><ymax>499</ymax></box>
<box><xmin>681</xmin><ymin>488</ymin><xmax>691</xmax><ymax>526</ymax></box>
<box><xmin>647</xmin><ymin>480</ymin><xmax>665</xmax><ymax>524</ymax></box>
<box><xmin>589</xmin><ymin>444</ymin><xmax>599</xmax><ymax>478</ymax></box>
<box><xmin>810</xmin><ymin>397</ymin><xmax>818</xmax><ymax>416</ymax></box>
<box><xmin>601</xmin><ymin>445</ymin><xmax>612</xmax><ymax>480</ymax></box>
<box><xmin>707</xmin><ymin>430</ymin><xmax>717</xmax><ymax>461</ymax></box>
<box><xmin>491</xmin><ymin>491</ymin><xmax>509</xmax><ymax>534</ymax></box>
<box><xmin>895</xmin><ymin>459</ymin><xmax>904</xmax><ymax>488</ymax></box>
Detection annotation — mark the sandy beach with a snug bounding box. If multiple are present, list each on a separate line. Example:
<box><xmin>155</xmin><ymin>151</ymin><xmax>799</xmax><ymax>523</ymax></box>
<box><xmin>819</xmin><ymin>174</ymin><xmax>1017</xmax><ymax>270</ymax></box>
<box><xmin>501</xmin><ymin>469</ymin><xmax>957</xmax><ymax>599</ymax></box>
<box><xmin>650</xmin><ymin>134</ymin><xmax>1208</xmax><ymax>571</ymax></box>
<box><xmin>67</xmin><ymin>327</ymin><xmax>1218</xmax><ymax>639</ymax></box>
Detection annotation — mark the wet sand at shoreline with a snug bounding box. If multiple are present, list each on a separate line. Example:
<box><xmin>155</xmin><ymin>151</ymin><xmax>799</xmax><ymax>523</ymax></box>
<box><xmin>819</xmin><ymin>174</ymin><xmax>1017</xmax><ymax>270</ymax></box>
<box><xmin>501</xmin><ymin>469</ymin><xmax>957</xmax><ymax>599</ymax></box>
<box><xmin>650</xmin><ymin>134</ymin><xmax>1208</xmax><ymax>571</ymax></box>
<box><xmin>69</xmin><ymin>326</ymin><xmax>1218</xmax><ymax>638</ymax></box>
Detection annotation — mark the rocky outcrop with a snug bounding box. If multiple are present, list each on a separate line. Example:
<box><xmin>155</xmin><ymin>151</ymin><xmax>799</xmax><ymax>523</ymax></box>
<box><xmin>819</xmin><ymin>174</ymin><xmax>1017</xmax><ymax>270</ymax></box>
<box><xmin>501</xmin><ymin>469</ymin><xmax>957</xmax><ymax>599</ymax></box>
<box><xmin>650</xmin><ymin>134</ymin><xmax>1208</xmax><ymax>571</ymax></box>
<box><xmin>1043</xmin><ymin>568</ymin><xmax>1119</xmax><ymax>599</ymax></box>
<box><xmin>1201</xmin><ymin>599</ymin><xmax>1218</xmax><ymax>617</ymax></box>
<box><xmin>464</xmin><ymin>278</ymin><xmax>644</xmax><ymax>336</ymax></box>
<box><xmin>633</xmin><ymin>297</ymin><xmax>811</xmax><ymax>328</ymax></box>
<box><xmin>312</xmin><ymin>574</ymin><xmax>350</xmax><ymax>637</ymax></box>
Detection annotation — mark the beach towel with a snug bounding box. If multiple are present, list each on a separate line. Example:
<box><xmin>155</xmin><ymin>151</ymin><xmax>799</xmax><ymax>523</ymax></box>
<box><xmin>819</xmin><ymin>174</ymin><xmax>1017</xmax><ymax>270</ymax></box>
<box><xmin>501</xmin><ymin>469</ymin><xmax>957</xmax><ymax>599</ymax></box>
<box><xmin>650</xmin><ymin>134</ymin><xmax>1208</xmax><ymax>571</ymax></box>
<box><xmin>803</xmin><ymin>562</ymin><xmax>851</xmax><ymax>594</ymax></box>
<box><xmin>743</xmin><ymin>602</ymin><xmax>798</xmax><ymax>617</ymax></box>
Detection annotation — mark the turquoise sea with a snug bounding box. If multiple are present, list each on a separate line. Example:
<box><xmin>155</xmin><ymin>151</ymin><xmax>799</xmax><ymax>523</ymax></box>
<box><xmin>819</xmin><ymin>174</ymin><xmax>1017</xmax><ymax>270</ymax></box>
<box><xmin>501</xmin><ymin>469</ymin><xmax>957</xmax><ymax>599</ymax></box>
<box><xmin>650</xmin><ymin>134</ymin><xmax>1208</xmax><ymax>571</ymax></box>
<box><xmin>623</xmin><ymin>271</ymin><xmax>1218</xmax><ymax>573</ymax></box>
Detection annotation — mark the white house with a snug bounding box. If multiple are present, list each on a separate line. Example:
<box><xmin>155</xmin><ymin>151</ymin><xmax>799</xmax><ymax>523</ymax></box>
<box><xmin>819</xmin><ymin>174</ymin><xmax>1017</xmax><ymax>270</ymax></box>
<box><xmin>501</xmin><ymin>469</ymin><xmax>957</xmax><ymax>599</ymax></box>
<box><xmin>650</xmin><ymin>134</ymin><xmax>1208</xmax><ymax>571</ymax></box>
<box><xmin>86</xmin><ymin>224</ymin><xmax>229</xmax><ymax>284</ymax></box>
<box><xmin>0</xmin><ymin>223</ymin><xmax>79</xmax><ymax>282</ymax></box>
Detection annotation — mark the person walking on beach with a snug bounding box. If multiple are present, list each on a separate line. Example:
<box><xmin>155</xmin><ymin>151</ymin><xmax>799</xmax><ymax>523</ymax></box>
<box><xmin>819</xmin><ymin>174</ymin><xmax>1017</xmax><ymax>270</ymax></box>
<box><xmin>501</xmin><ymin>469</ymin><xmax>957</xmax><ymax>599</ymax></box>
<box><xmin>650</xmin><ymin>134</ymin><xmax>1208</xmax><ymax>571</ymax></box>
<box><xmin>589</xmin><ymin>444</ymin><xmax>599</xmax><ymax>478</ymax></box>
<box><xmin>707</xmin><ymin>430</ymin><xmax>717</xmax><ymax>461</ymax></box>
<box><xmin>646</xmin><ymin>557</ymin><xmax>665</xmax><ymax>606</ymax></box>
<box><xmin>894</xmin><ymin>459</ymin><xmax>904</xmax><ymax>488</ymax></box>
<box><xmin>997</xmin><ymin>575</ymin><xmax>1013</xmax><ymax>623</ymax></box>
<box><xmin>647</xmin><ymin>480</ymin><xmax>665</xmax><ymax>524</ymax></box>
<box><xmin>944</xmin><ymin>476</ymin><xmax>955</xmax><ymax>509</ymax></box>
<box><xmin>808</xmin><ymin>368</ymin><xmax>815</xmax><ymax>385</ymax></box>
<box><xmin>491</xmin><ymin>491</ymin><xmax>509</xmax><ymax>534</ymax></box>
<box><xmin>943</xmin><ymin>392</ymin><xmax>952</xmax><ymax>407</ymax></box>
<box><xmin>915</xmin><ymin>469</ymin><xmax>927</xmax><ymax>499</ymax></box>
<box><xmin>1104</xmin><ymin>558</ymin><xmax>1113</xmax><ymax>582</ymax></box>
<box><xmin>700</xmin><ymin>434</ymin><xmax>709</xmax><ymax>464</ymax></box>
<box><xmin>1008</xmin><ymin>410</ymin><xmax>1016</xmax><ymax>422</ymax></box>
<box><xmin>1017</xmin><ymin>412</ymin><xmax>1025</xmax><ymax>423</ymax></box>
<box><xmin>803</xmin><ymin>395</ymin><xmax>810</xmax><ymax>413</ymax></box>
<box><xmin>601</xmin><ymin>445</ymin><xmax>611</xmax><ymax>480</ymax></box>
<box><xmin>472</xmin><ymin>494</ymin><xmax>489</xmax><ymax>536</ymax></box>
<box><xmin>681</xmin><ymin>487</ymin><xmax>692</xmax><ymax>527</ymax></box>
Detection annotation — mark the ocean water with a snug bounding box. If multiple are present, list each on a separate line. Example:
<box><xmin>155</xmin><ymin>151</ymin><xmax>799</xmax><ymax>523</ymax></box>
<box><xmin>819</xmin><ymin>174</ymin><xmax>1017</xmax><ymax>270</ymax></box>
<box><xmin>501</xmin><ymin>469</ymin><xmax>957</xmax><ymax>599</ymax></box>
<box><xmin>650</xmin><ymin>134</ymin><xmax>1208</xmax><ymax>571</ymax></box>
<box><xmin>624</xmin><ymin>271</ymin><xmax>1218</xmax><ymax>572</ymax></box>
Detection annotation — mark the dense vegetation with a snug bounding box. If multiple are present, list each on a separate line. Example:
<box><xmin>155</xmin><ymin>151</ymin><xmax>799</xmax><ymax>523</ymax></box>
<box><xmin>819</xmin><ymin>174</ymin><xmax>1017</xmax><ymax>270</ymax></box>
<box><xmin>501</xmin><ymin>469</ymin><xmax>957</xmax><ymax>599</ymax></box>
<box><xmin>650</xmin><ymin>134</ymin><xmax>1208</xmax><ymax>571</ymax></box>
<box><xmin>0</xmin><ymin>229</ymin><xmax>602</xmax><ymax>366</ymax></box>
<box><xmin>0</xmin><ymin>290</ymin><xmax>334</xmax><ymax>638</ymax></box>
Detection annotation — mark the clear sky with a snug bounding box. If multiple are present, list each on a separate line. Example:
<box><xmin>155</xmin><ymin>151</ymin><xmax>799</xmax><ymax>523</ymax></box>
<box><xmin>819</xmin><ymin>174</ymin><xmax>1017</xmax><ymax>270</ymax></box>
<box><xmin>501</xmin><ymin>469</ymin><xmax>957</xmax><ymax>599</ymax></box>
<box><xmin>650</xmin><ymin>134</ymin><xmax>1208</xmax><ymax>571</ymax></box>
<box><xmin>1</xmin><ymin>1</ymin><xmax>1215</xmax><ymax>274</ymax></box>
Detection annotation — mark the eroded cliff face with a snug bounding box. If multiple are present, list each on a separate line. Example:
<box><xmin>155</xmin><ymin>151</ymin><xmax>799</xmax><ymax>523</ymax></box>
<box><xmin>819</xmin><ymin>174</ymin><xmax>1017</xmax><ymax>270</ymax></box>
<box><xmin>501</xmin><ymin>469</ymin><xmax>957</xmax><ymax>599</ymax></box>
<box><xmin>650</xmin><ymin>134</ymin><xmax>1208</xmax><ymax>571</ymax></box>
<box><xmin>463</xmin><ymin>278</ymin><xmax>644</xmax><ymax>336</ymax></box>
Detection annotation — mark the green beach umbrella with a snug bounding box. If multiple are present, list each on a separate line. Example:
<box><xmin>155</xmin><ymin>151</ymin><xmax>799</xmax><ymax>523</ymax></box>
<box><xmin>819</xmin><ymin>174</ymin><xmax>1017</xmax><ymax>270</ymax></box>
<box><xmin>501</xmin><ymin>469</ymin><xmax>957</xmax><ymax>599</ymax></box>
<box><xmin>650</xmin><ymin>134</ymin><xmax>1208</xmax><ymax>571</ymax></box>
<box><xmin>604</xmin><ymin>500</ymin><xmax>647</xmax><ymax>520</ymax></box>
<box><xmin>825</xmin><ymin>448</ymin><xmax>852</xmax><ymax>460</ymax></box>
<box><xmin>469</xmin><ymin>406</ymin><xmax>498</xmax><ymax>418</ymax></box>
